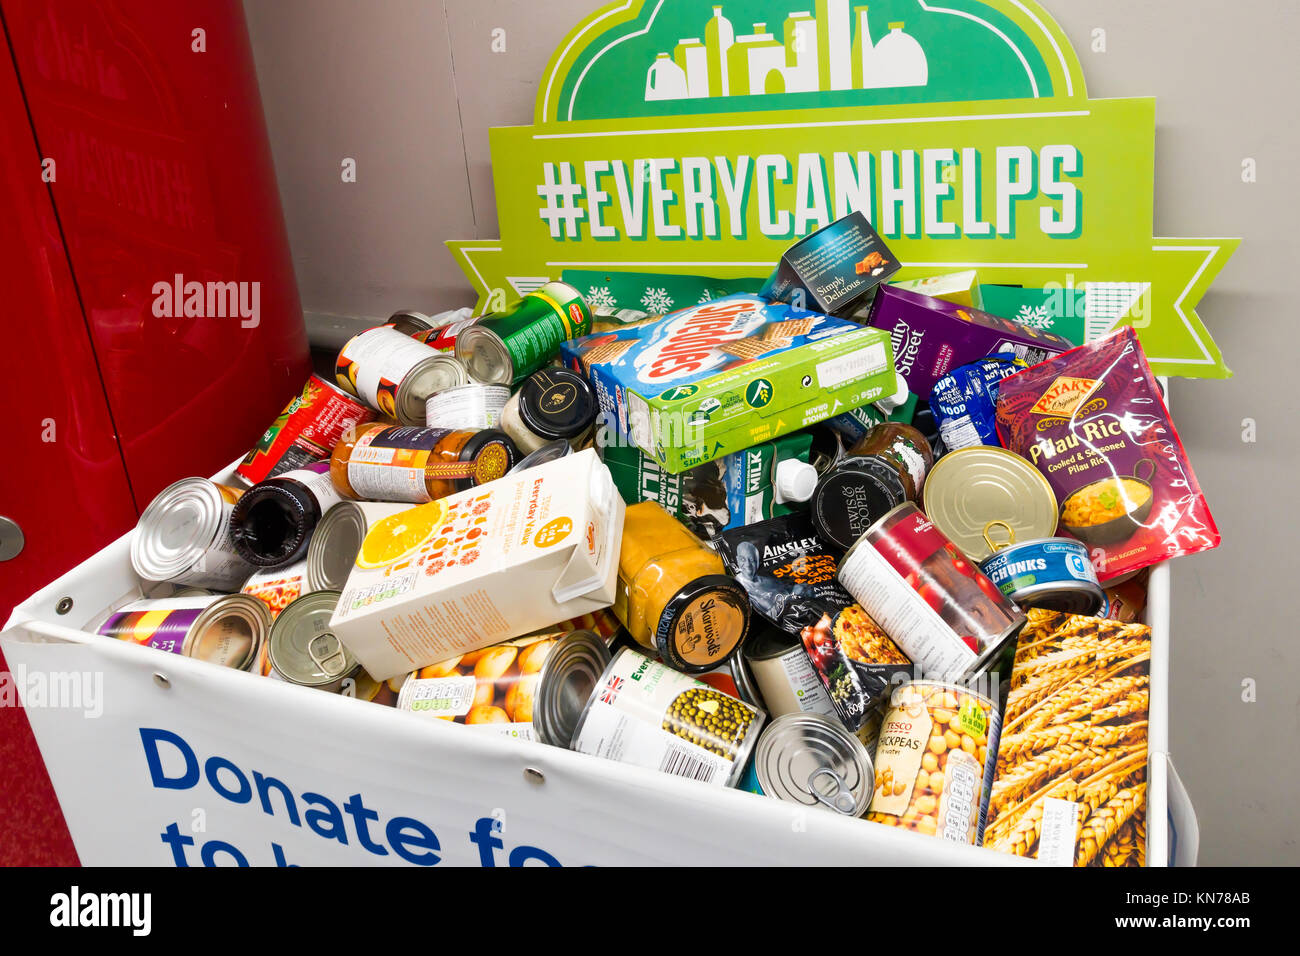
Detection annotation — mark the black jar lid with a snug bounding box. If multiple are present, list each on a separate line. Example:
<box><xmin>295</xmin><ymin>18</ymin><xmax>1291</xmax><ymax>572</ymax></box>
<box><xmin>454</xmin><ymin>429</ymin><xmax>518</xmax><ymax>489</ymax></box>
<box><xmin>518</xmin><ymin>369</ymin><xmax>597</xmax><ymax>440</ymax></box>
<box><xmin>654</xmin><ymin>574</ymin><xmax>751</xmax><ymax>673</ymax></box>
<box><xmin>809</xmin><ymin>456</ymin><xmax>908</xmax><ymax>552</ymax></box>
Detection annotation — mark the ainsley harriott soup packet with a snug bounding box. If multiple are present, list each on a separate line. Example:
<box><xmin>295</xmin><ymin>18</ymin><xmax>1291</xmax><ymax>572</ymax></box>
<box><xmin>330</xmin><ymin>449</ymin><xmax>625</xmax><ymax>681</ymax></box>
<box><xmin>995</xmin><ymin>327</ymin><xmax>1219</xmax><ymax>582</ymax></box>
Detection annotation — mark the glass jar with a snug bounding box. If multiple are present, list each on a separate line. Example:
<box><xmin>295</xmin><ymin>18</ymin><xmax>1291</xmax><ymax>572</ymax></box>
<box><xmin>613</xmin><ymin>502</ymin><xmax>750</xmax><ymax>673</ymax></box>
<box><xmin>500</xmin><ymin>368</ymin><xmax>598</xmax><ymax>455</ymax></box>
<box><xmin>845</xmin><ymin>422</ymin><xmax>934</xmax><ymax>500</ymax></box>
<box><xmin>229</xmin><ymin>464</ymin><xmax>342</xmax><ymax>566</ymax></box>
<box><xmin>330</xmin><ymin>423</ymin><xmax>516</xmax><ymax>504</ymax></box>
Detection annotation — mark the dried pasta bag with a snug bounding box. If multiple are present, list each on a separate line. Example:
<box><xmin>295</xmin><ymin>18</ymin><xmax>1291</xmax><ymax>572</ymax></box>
<box><xmin>716</xmin><ymin>515</ymin><xmax>911</xmax><ymax>731</ymax></box>
<box><xmin>995</xmin><ymin>328</ymin><xmax>1219</xmax><ymax>582</ymax></box>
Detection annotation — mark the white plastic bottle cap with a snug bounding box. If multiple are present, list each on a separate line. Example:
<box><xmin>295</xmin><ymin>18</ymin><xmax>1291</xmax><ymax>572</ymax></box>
<box><xmin>774</xmin><ymin>459</ymin><xmax>819</xmax><ymax>504</ymax></box>
<box><xmin>874</xmin><ymin>372</ymin><xmax>910</xmax><ymax>414</ymax></box>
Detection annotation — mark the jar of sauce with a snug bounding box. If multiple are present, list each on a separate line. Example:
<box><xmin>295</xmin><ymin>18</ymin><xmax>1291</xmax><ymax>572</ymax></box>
<box><xmin>330</xmin><ymin>424</ymin><xmax>516</xmax><ymax>504</ymax></box>
<box><xmin>845</xmin><ymin>422</ymin><xmax>933</xmax><ymax>501</ymax></box>
<box><xmin>613</xmin><ymin>502</ymin><xmax>751</xmax><ymax>673</ymax></box>
<box><xmin>500</xmin><ymin>368</ymin><xmax>597</xmax><ymax>455</ymax></box>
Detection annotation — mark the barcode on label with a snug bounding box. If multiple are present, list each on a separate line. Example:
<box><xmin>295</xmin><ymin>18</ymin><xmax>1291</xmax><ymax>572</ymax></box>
<box><xmin>816</xmin><ymin>343</ymin><xmax>888</xmax><ymax>389</ymax></box>
<box><xmin>659</xmin><ymin>743</ymin><xmax>722</xmax><ymax>783</ymax></box>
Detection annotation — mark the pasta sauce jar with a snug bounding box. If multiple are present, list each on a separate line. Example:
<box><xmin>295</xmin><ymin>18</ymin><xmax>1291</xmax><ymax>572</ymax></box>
<box><xmin>329</xmin><ymin>424</ymin><xmax>516</xmax><ymax>503</ymax></box>
<box><xmin>613</xmin><ymin>502</ymin><xmax>751</xmax><ymax>673</ymax></box>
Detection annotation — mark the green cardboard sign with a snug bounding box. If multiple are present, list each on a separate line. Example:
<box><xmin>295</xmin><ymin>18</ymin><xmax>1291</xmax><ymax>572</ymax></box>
<box><xmin>450</xmin><ymin>0</ymin><xmax>1238</xmax><ymax>377</ymax></box>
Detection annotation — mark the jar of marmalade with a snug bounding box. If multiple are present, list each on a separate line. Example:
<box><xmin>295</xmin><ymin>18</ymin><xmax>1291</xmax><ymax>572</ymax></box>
<box><xmin>330</xmin><ymin>424</ymin><xmax>516</xmax><ymax>504</ymax></box>
<box><xmin>614</xmin><ymin>502</ymin><xmax>751</xmax><ymax>673</ymax></box>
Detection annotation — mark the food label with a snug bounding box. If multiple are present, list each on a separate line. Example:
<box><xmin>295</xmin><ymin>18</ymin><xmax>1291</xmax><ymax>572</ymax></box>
<box><xmin>413</xmin><ymin>315</ymin><xmax>483</xmax><ymax>352</ymax></box>
<box><xmin>425</xmin><ymin>385</ymin><xmax>508</xmax><ymax>430</ymax></box>
<box><xmin>238</xmin><ymin>375</ymin><xmax>375</xmax><ymax>485</ymax></box>
<box><xmin>815</xmin><ymin>343</ymin><xmax>888</xmax><ymax>389</ymax></box>
<box><xmin>277</xmin><ymin>464</ymin><xmax>345</xmax><ymax>515</ymax></box>
<box><xmin>1037</xmin><ymin>797</ymin><xmax>1083</xmax><ymax>866</ymax></box>
<box><xmin>869</xmin><ymin>706</ymin><xmax>932</xmax><ymax>816</ymax></box>
<box><xmin>241</xmin><ymin>560</ymin><xmax>309</xmax><ymax>619</ymax></box>
<box><xmin>346</xmin><ymin>427</ymin><xmax>446</xmax><ymax>502</ymax></box>
<box><xmin>571</xmin><ymin>649</ymin><xmax>763</xmax><ymax>787</ymax></box>
<box><xmin>336</xmin><ymin>327</ymin><xmax>440</xmax><ymax>416</ymax></box>
<box><xmin>666</xmin><ymin>589</ymin><xmax>746</xmax><ymax>668</ymax></box>
<box><xmin>937</xmin><ymin>749</ymin><xmax>983</xmax><ymax>843</ymax></box>
<box><xmin>778</xmin><ymin>648</ymin><xmax>836</xmax><ymax>715</ymax></box>
<box><xmin>98</xmin><ymin>606</ymin><xmax>201</xmax><ymax>655</ymax></box>
<box><xmin>401</xmin><ymin>675</ymin><xmax>477</xmax><ymax>718</ymax></box>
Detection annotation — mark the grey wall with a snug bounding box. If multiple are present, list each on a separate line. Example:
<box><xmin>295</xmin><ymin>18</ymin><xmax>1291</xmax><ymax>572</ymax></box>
<box><xmin>243</xmin><ymin>0</ymin><xmax>1299</xmax><ymax>864</ymax></box>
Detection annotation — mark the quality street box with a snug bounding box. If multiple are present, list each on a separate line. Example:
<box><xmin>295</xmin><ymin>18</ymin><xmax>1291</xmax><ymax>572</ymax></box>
<box><xmin>330</xmin><ymin>449</ymin><xmax>625</xmax><ymax>680</ymax></box>
<box><xmin>562</xmin><ymin>294</ymin><xmax>896</xmax><ymax>474</ymax></box>
<box><xmin>868</xmin><ymin>285</ymin><xmax>1074</xmax><ymax>398</ymax></box>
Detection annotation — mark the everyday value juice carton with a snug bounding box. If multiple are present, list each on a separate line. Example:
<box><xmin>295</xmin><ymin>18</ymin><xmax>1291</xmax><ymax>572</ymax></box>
<box><xmin>330</xmin><ymin>449</ymin><xmax>625</xmax><ymax>680</ymax></box>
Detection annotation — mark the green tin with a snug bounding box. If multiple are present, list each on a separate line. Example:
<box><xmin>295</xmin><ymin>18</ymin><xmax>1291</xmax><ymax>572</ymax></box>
<box><xmin>456</xmin><ymin>281</ymin><xmax>592</xmax><ymax>385</ymax></box>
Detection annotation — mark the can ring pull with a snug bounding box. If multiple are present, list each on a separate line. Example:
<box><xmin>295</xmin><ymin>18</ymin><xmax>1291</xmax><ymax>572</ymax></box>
<box><xmin>308</xmin><ymin>632</ymin><xmax>348</xmax><ymax>677</ymax></box>
<box><xmin>807</xmin><ymin>767</ymin><xmax>857</xmax><ymax>815</ymax></box>
<box><xmin>983</xmin><ymin>520</ymin><xmax>1017</xmax><ymax>554</ymax></box>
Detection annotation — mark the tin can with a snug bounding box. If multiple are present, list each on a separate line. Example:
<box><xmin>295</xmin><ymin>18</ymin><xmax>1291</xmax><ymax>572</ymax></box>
<box><xmin>398</xmin><ymin>629</ymin><xmax>610</xmax><ymax>744</ymax></box>
<box><xmin>612</xmin><ymin>630</ymin><xmax>761</xmax><ymax>706</ymax></box>
<box><xmin>335</xmin><ymin>326</ymin><xmax>469</xmax><ymax>425</ymax></box>
<box><xmin>237</xmin><ymin>375</ymin><xmax>377</xmax><ymax>486</ymax></box>
<box><xmin>96</xmin><ymin>594</ymin><xmax>268</xmax><ymax>671</ymax></box>
<box><xmin>131</xmin><ymin>478</ymin><xmax>255</xmax><ymax>589</ymax></box>
<box><xmin>754</xmin><ymin>713</ymin><xmax>874</xmax><ymax>816</ymax></box>
<box><xmin>742</xmin><ymin>625</ymin><xmax>838</xmax><ymax>721</ymax></box>
<box><xmin>978</xmin><ymin>522</ymin><xmax>1105</xmax><ymax>616</ymax></box>
<box><xmin>240</xmin><ymin>558</ymin><xmax>310</xmax><ymax>620</ymax></box>
<box><xmin>385</xmin><ymin>310</ymin><xmax>436</xmax><ymax>335</ymax></box>
<box><xmin>306</xmin><ymin>500</ymin><xmax>410</xmax><ymax>591</ymax></box>
<box><xmin>424</xmin><ymin>383</ymin><xmax>510</xmax><ymax>431</ymax></box>
<box><xmin>410</xmin><ymin>312</ymin><xmax>483</xmax><ymax>352</ymax></box>
<box><xmin>809</xmin><ymin>455</ymin><xmax>909</xmax><ymax>551</ymax></box>
<box><xmin>922</xmin><ymin>446</ymin><xmax>1059</xmax><ymax>562</ymax></box>
<box><xmin>267</xmin><ymin>590</ymin><xmax>359</xmax><ymax>692</ymax></box>
<box><xmin>839</xmin><ymin>502</ymin><xmax>1025</xmax><ymax>681</ymax></box>
<box><xmin>866</xmin><ymin>680</ymin><xmax>1002</xmax><ymax>845</ymax></box>
<box><xmin>568</xmin><ymin>648</ymin><xmax>765</xmax><ymax>788</ymax></box>
<box><xmin>455</xmin><ymin>281</ymin><xmax>592</xmax><ymax>385</ymax></box>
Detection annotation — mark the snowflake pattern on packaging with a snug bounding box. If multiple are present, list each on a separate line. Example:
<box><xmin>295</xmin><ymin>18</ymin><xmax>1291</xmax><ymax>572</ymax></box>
<box><xmin>586</xmin><ymin>286</ymin><xmax>617</xmax><ymax>310</ymax></box>
<box><xmin>697</xmin><ymin>288</ymin><xmax>720</xmax><ymax>304</ymax></box>
<box><xmin>641</xmin><ymin>287</ymin><xmax>674</xmax><ymax>312</ymax></box>
<box><xmin>1015</xmin><ymin>303</ymin><xmax>1056</xmax><ymax>331</ymax></box>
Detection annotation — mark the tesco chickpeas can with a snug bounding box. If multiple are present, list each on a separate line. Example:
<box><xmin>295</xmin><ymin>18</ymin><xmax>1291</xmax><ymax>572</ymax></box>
<box><xmin>866</xmin><ymin>680</ymin><xmax>1001</xmax><ymax>844</ymax></box>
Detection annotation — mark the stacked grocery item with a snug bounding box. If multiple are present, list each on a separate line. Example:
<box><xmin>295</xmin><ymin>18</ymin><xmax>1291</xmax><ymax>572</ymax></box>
<box><xmin>104</xmin><ymin>214</ymin><xmax>1216</xmax><ymax>866</ymax></box>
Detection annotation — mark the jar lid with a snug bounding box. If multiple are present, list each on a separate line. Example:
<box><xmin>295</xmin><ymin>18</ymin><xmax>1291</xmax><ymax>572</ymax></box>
<box><xmin>774</xmin><ymin>459</ymin><xmax>818</xmax><ymax>504</ymax></box>
<box><xmin>809</xmin><ymin>457</ymin><xmax>908</xmax><ymax>551</ymax></box>
<box><xmin>655</xmin><ymin>574</ymin><xmax>751</xmax><ymax>673</ymax></box>
<box><xmin>517</xmin><ymin>369</ymin><xmax>597</xmax><ymax>440</ymax></box>
<box><xmin>456</xmin><ymin>430</ymin><xmax>518</xmax><ymax>486</ymax></box>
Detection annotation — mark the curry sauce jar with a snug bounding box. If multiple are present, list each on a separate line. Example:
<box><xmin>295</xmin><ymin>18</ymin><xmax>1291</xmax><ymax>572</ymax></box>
<box><xmin>978</xmin><ymin>522</ymin><xmax>1104</xmax><ymax>616</ymax></box>
<box><xmin>569</xmin><ymin>648</ymin><xmax>766</xmax><ymax>788</ymax></box>
<box><xmin>335</xmin><ymin>326</ymin><xmax>468</xmax><ymax>425</ymax></box>
<box><xmin>95</xmin><ymin>594</ymin><xmax>268</xmax><ymax>671</ymax></box>
<box><xmin>330</xmin><ymin>423</ymin><xmax>516</xmax><ymax>504</ymax></box>
<box><xmin>131</xmin><ymin>478</ymin><xmax>257</xmax><ymax>589</ymax></box>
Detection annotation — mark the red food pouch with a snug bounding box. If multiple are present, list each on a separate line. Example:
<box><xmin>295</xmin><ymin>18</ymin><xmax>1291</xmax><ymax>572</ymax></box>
<box><xmin>995</xmin><ymin>328</ymin><xmax>1219</xmax><ymax>581</ymax></box>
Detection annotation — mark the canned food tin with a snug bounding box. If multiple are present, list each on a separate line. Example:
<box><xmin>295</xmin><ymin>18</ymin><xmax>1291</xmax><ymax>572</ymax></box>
<box><xmin>267</xmin><ymin>590</ymin><xmax>359</xmax><ymax>692</ymax></box>
<box><xmin>922</xmin><ymin>446</ymin><xmax>1059</xmax><ymax>562</ymax></box>
<box><xmin>399</xmin><ymin>629</ymin><xmax>611</xmax><ymax>745</ymax></box>
<box><xmin>306</xmin><ymin>500</ymin><xmax>410</xmax><ymax>591</ymax></box>
<box><xmin>867</xmin><ymin>680</ymin><xmax>1002</xmax><ymax>845</ymax></box>
<box><xmin>455</xmin><ymin>281</ymin><xmax>592</xmax><ymax>385</ymax></box>
<box><xmin>742</xmin><ymin>626</ymin><xmax>837</xmax><ymax>720</ymax></box>
<box><xmin>96</xmin><ymin>594</ymin><xmax>268</xmax><ymax>671</ymax></box>
<box><xmin>131</xmin><ymin>478</ymin><xmax>255</xmax><ymax>589</ymax></box>
<box><xmin>236</xmin><ymin>374</ymin><xmax>376</xmax><ymax>486</ymax></box>
<box><xmin>335</xmin><ymin>326</ymin><xmax>469</xmax><ymax>425</ymax></box>
<box><xmin>240</xmin><ymin>558</ymin><xmax>310</xmax><ymax>620</ymax></box>
<box><xmin>754</xmin><ymin>713</ymin><xmax>874</xmax><ymax>816</ymax></box>
<box><xmin>569</xmin><ymin>648</ymin><xmax>766</xmax><ymax>788</ymax></box>
<box><xmin>424</xmin><ymin>383</ymin><xmax>510</xmax><ymax>431</ymax></box>
<box><xmin>839</xmin><ymin>502</ymin><xmax>1025</xmax><ymax>681</ymax></box>
<box><xmin>385</xmin><ymin>310</ymin><xmax>436</xmax><ymax>335</ymax></box>
<box><xmin>978</xmin><ymin>523</ymin><xmax>1105</xmax><ymax>616</ymax></box>
<box><xmin>410</xmin><ymin>312</ymin><xmax>483</xmax><ymax>352</ymax></box>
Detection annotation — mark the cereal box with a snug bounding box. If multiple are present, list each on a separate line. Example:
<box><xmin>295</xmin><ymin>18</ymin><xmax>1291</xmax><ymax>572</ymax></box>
<box><xmin>561</xmin><ymin>294</ymin><xmax>896</xmax><ymax>474</ymax></box>
<box><xmin>329</xmin><ymin>449</ymin><xmax>625</xmax><ymax>680</ymax></box>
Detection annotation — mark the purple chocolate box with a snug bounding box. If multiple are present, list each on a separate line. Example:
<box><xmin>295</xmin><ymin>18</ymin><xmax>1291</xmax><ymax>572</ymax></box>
<box><xmin>867</xmin><ymin>285</ymin><xmax>1074</xmax><ymax>399</ymax></box>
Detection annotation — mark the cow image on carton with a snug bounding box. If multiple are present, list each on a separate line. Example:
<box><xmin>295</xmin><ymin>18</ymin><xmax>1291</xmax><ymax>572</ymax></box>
<box><xmin>329</xmin><ymin>449</ymin><xmax>625</xmax><ymax>681</ymax></box>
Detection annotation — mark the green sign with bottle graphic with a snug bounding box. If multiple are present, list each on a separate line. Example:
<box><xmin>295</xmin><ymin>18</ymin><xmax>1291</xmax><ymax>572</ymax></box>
<box><xmin>449</xmin><ymin>0</ymin><xmax>1239</xmax><ymax>378</ymax></box>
